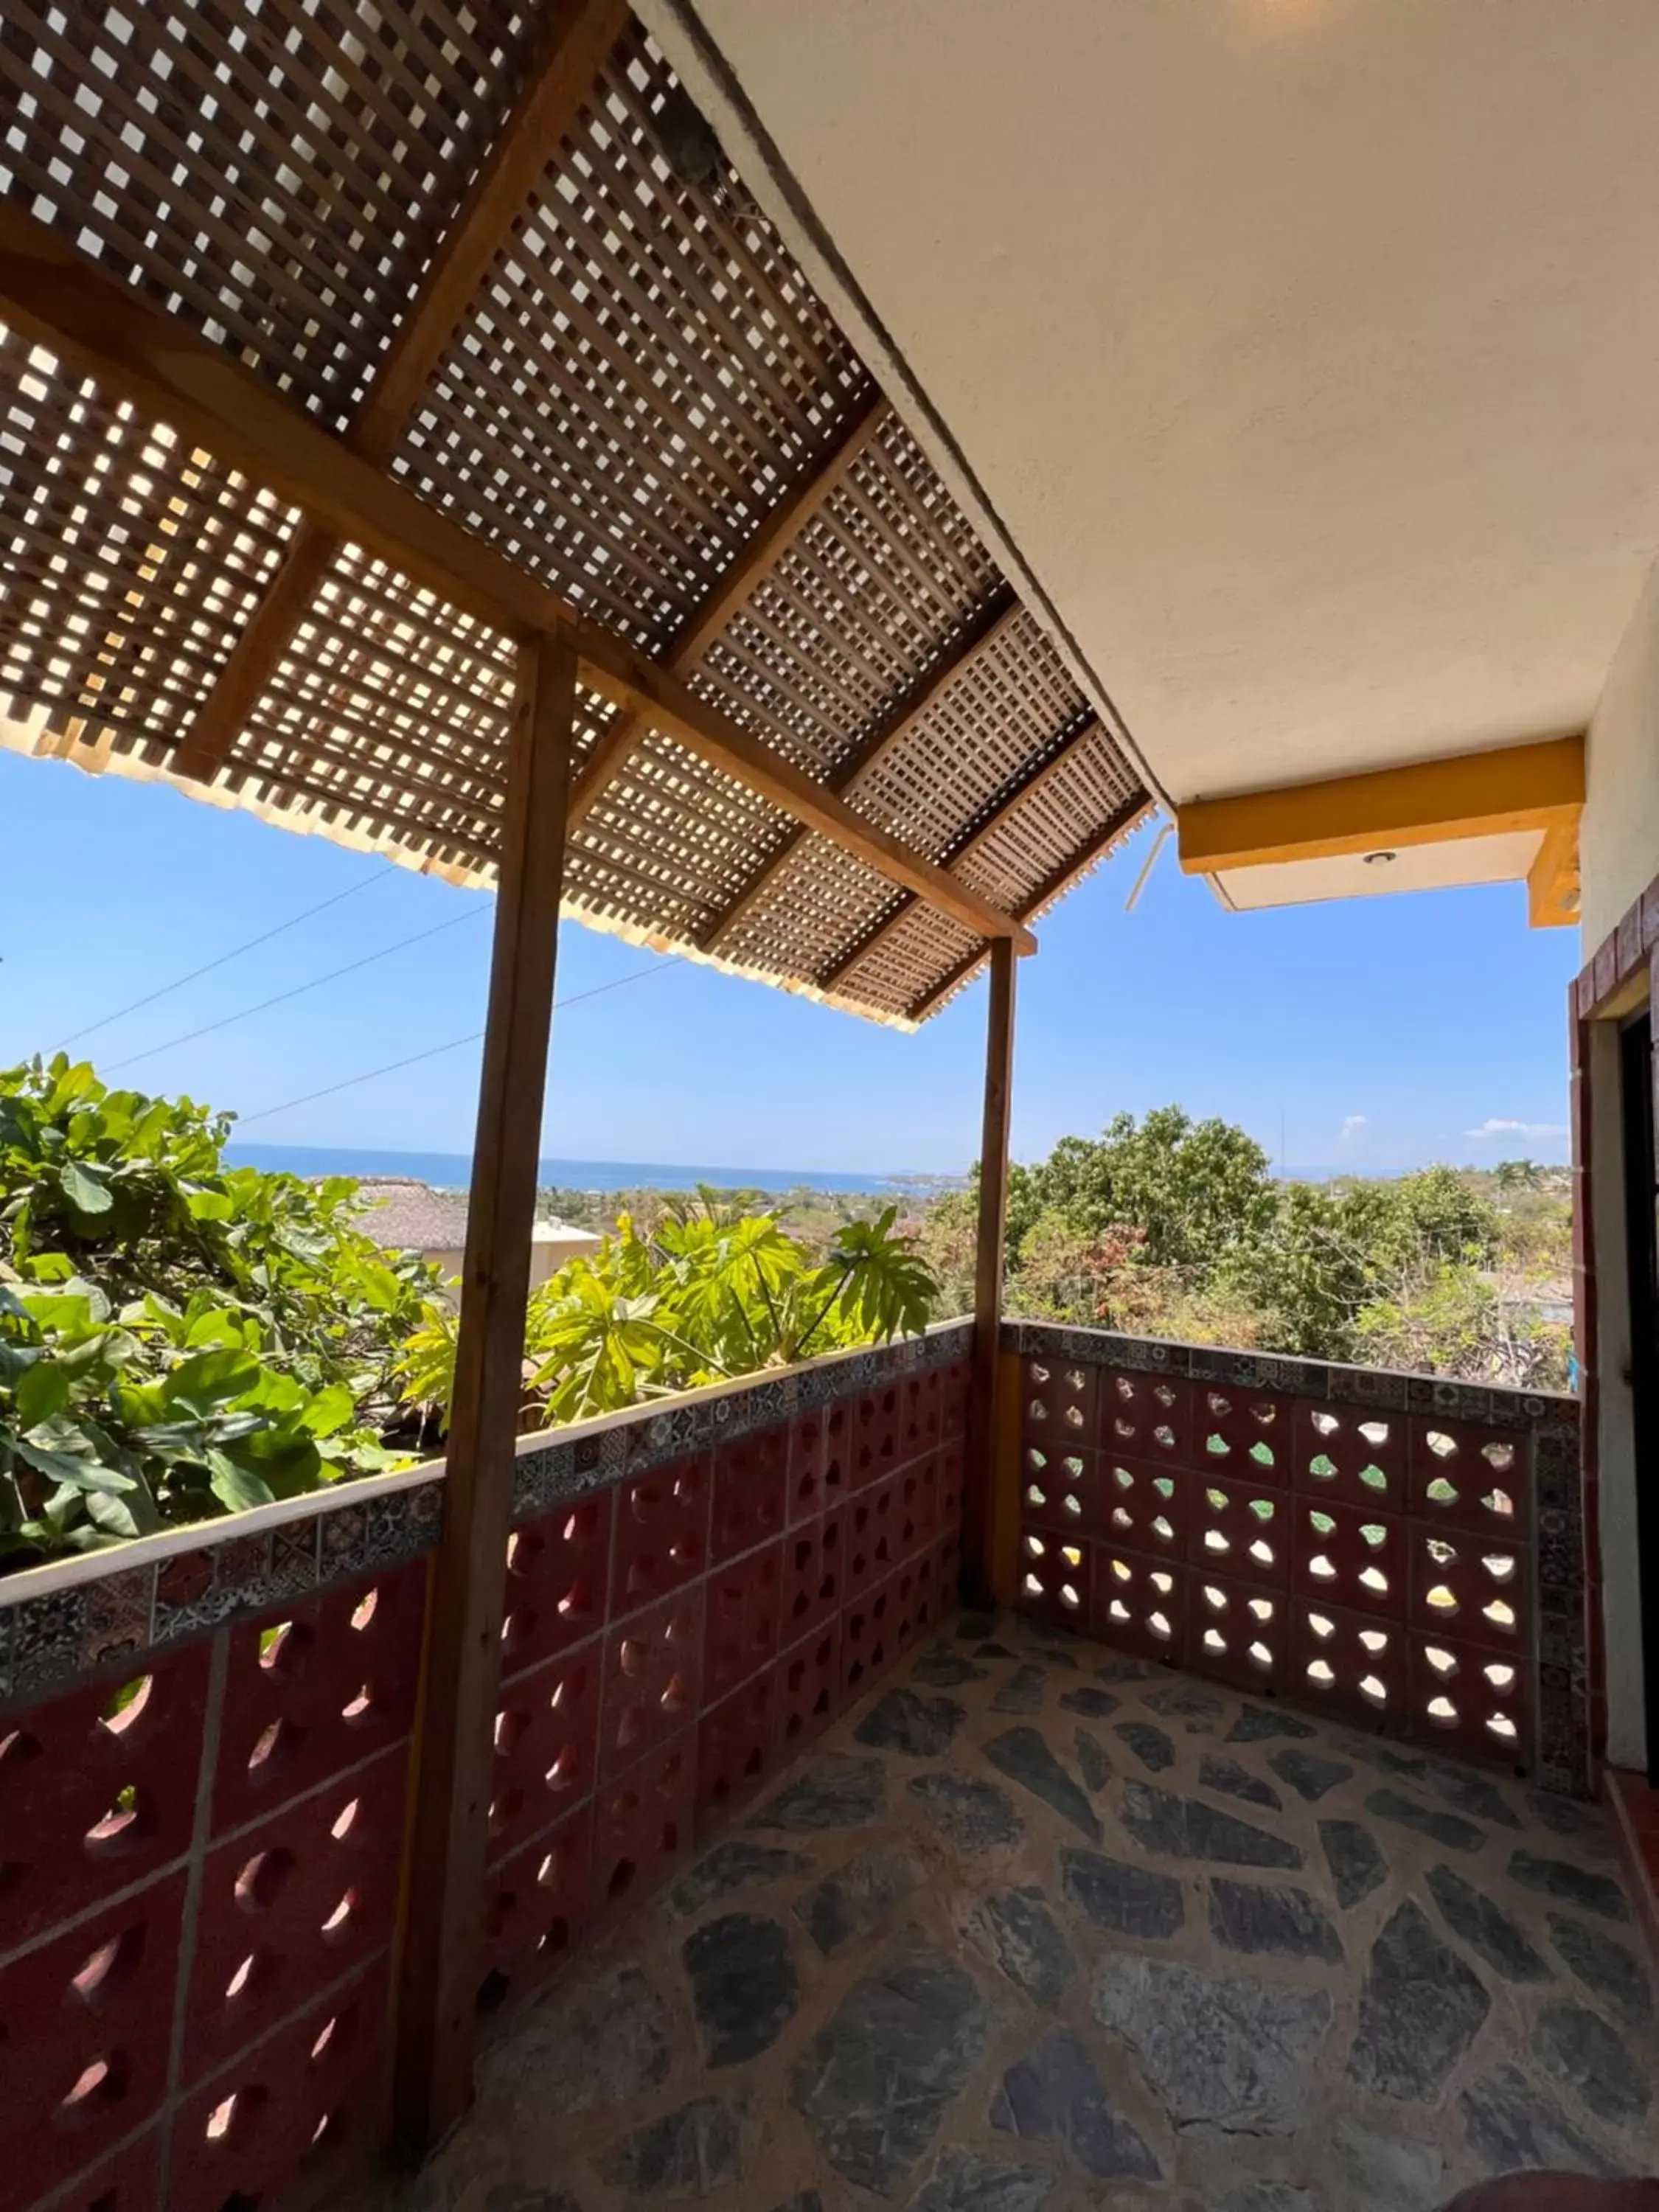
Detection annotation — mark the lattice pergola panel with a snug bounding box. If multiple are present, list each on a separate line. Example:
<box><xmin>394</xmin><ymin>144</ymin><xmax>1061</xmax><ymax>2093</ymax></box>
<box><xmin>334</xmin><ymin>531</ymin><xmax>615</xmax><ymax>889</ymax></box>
<box><xmin>0</xmin><ymin>0</ymin><xmax>537</xmax><ymax>429</ymax></box>
<box><xmin>0</xmin><ymin>1</ymin><xmax>1149</xmax><ymax>1026</ymax></box>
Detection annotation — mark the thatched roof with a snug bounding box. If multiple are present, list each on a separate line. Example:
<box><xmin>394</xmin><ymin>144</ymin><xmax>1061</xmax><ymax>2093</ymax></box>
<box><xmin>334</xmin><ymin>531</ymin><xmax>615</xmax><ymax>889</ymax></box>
<box><xmin>0</xmin><ymin>2</ymin><xmax>1149</xmax><ymax>1025</ymax></box>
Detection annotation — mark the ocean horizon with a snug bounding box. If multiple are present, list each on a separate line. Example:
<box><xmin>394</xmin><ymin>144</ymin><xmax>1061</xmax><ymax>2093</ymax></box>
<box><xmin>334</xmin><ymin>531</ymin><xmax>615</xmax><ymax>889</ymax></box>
<box><xmin>224</xmin><ymin>1141</ymin><xmax>959</xmax><ymax>1197</ymax></box>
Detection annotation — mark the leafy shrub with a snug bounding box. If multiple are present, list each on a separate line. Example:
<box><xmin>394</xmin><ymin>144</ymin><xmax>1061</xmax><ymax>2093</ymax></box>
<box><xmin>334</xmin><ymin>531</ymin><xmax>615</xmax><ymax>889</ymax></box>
<box><xmin>0</xmin><ymin>1057</ymin><xmax>437</xmax><ymax>1571</ymax></box>
<box><xmin>399</xmin><ymin>1189</ymin><xmax>937</xmax><ymax>1430</ymax></box>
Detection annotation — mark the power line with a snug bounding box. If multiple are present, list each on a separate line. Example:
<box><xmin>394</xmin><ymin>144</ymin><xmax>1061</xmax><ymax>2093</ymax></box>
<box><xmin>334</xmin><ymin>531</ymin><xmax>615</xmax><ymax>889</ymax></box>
<box><xmin>234</xmin><ymin>959</ymin><xmax>679</xmax><ymax>1128</ymax></box>
<box><xmin>57</xmin><ymin>864</ymin><xmax>399</xmax><ymax>1049</ymax></box>
<box><xmin>104</xmin><ymin>906</ymin><xmax>488</xmax><ymax>1074</ymax></box>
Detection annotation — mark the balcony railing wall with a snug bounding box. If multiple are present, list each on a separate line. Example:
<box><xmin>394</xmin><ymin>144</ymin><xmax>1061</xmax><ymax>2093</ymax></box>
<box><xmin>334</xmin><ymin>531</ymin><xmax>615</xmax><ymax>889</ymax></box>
<box><xmin>1007</xmin><ymin>1320</ymin><xmax>1587</xmax><ymax>1795</ymax></box>
<box><xmin>0</xmin><ymin>1323</ymin><xmax>969</xmax><ymax>2212</ymax></box>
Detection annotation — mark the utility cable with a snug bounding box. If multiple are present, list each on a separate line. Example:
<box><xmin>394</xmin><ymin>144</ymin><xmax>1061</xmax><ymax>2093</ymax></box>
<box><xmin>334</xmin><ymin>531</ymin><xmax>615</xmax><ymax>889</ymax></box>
<box><xmin>234</xmin><ymin>958</ymin><xmax>679</xmax><ymax>1128</ymax></box>
<box><xmin>103</xmin><ymin>905</ymin><xmax>488</xmax><ymax>1075</ymax></box>
<box><xmin>57</xmin><ymin>864</ymin><xmax>399</xmax><ymax>1049</ymax></box>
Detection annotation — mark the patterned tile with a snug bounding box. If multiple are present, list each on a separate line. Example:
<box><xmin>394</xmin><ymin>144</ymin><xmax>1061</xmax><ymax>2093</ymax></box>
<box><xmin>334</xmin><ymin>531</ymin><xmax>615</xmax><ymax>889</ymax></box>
<box><xmin>795</xmin><ymin>1363</ymin><xmax>842</xmax><ymax>1409</ymax></box>
<box><xmin>212</xmin><ymin>1533</ymin><xmax>276</xmax><ymax>1607</ymax></box>
<box><xmin>365</xmin><ymin>1490</ymin><xmax>437</xmax><ymax>1568</ymax></box>
<box><xmin>7</xmin><ymin>1585</ymin><xmax>88</xmax><ymax>1699</ymax></box>
<box><xmin>574</xmin><ymin>1426</ymin><xmax>630</xmax><ymax>1484</ymax></box>
<box><xmin>80</xmin><ymin>1566</ymin><xmax>156</xmax><ymax>1671</ymax></box>
<box><xmin>513</xmin><ymin>1441</ymin><xmax>577</xmax><ymax>1517</ymax></box>
<box><xmin>318</xmin><ymin>1503</ymin><xmax>372</xmax><ymax>1582</ymax></box>
<box><xmin>1537</xmin><ymin>1508</ymin><xmax>1584</xmax><ymax>1590</ymax></box>
<box><xmin>1325</xmin><ymin>1364</ymin><xmax>1411</xmax><ymax>1411</ymax></box>
<box><xmin>269</xmin><ymin>1518</ymin><xmax>321</xmax><ymax>1598</ymax></box>
<box><xmin>154</xmin><ymin>1547</ymin><xmax>215</xmax><ymax>1614</ymax></box>
<box><xmin>408</xmin><ymin>1481</ymin><xmax>444</xmax><ymax>1545</ymax></box>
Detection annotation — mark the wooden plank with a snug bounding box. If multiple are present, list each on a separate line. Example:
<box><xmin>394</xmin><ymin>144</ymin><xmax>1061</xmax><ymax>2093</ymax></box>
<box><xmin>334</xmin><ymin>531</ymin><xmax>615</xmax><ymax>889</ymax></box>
<box><xmin>173</xmin><ymin>0</ymin><xmax>629</xmax><ymax>782</ymax></box>
<box><xmin>0</xmin><ymin>202</ymin><xmax>1034</xmax><ymax>953</ymax></box>
<box><xmin>700</xmin><ymin>591</ymin><xmax>1021</xmax><ymax>952</ymax></box>
<box><xmin>906</xmin><ymin>796</ymin><xmax>1155</xmax><ymax>1022</ymax></box>
<box><xmin>172</xmin><ymin>521</ymin><xmax>340</xmax><ymax>779</ymax></box>
<box><xmin>567</xmin><ymin>389</ymin><xmax>888</xmax><ymax>827</ymax></box>
<box><xmin>394</xmin><ymin>635</ymin><xmax>575</xmax><ymax>2153</ymax></box>
<box><xmin>962</xmin><ymin>934</ymin><xmax>1016</xmax><ymax>1607</ymax></box>
<box><xmin>818</xmin><ymin>713</ymin><xmax>1103</xmax><ymax>992</ymax></box>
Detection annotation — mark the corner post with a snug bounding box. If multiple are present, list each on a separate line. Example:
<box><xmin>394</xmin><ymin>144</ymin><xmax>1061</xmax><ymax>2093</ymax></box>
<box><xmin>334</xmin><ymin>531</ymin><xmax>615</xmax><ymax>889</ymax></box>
<box><xmin>393</xmin><ymin>634</ymin><xmax>574</xmax><ymax>2153</ymax></box>
<box><xmin>964</xmin><ymin>934</ymin><xmax>1017</xmax><ymax>1607</ymax></box>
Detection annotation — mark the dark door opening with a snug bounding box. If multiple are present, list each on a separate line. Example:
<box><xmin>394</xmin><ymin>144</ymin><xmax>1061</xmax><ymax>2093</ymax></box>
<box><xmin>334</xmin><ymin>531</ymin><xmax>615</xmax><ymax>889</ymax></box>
<box><xmin>1618</xmin><ymin>1009</ymin><xmax>1659</xmax><ymax>1779</ymax></box>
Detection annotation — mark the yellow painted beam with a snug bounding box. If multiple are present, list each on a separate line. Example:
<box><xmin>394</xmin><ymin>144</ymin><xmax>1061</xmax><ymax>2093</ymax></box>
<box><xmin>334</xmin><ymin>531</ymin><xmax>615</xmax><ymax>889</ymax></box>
<box><xmin>1176</xmin><ymin>736</ymin><xmax>1584</xmax><ymax>874</ymax></box>
<box><xmin>1528</xmin><ymin>815</ymin><xmax>1581</xmax><ymax>929</ymax></box>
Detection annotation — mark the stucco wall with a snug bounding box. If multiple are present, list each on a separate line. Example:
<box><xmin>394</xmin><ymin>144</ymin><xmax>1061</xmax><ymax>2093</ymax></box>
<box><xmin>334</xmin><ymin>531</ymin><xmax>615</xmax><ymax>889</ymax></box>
<box><xmin>1582</xmin><ymin>552</ymin><xmax>1659</xmax><ymax>950</ymax></box>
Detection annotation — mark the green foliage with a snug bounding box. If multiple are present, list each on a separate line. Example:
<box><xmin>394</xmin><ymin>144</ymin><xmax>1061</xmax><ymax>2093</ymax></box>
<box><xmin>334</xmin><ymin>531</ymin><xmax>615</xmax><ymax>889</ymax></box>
<box><xmin>0</xmin><ymin>1057</ymin><xmax>434</xmax><ymax>1569</ymax></box>
<box><xmin>400</xmin><ymin>1190</ymin><xmax>936</xmax><ymax>1430</ymax></box>
<box><xmin>1005</xmin><ymin>1107</ymin><xmax>1274</xmax><ymax>1269</ymax></box>
<box><xmin>933</xmin><ymin>1102</ymin><xmax>1571</xmax><ymax>1389</ymax></box>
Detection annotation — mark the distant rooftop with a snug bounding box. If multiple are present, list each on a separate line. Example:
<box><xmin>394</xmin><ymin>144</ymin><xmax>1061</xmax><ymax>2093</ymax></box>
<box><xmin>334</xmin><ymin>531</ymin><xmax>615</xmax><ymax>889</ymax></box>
<box><xmin>352</xmin><ymin>1178</ymin><xmax>599</xmax><ymax>1259</ymax></box>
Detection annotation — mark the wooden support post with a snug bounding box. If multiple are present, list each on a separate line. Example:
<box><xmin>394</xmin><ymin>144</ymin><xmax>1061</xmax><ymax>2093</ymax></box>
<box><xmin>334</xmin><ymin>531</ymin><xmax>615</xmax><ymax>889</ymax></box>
<box><xmin>394</xmin><ymin>636</ymin><xmax>575</xmax><ymax>2154</ymax></box>
<box><xmin>964</xmin><ymin>934</ymin><xmax>1017</xmax><ymax>1608</ymax></box>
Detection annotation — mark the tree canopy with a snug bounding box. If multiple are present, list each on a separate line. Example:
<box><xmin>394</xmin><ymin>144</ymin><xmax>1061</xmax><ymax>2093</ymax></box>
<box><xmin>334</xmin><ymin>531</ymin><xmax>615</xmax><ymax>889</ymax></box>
<box><xmin>917</xmin><ymin>1105</ymin><xmax>1568</xmax><ymax>1389</ymax></box>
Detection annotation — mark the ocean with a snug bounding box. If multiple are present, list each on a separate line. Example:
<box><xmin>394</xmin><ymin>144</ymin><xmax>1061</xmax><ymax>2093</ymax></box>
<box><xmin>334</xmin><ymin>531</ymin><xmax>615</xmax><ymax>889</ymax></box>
<box><xmin>224</xmin><ymin>1141</ymin><xmax>954</xmax><ymax>1197</ymax></box>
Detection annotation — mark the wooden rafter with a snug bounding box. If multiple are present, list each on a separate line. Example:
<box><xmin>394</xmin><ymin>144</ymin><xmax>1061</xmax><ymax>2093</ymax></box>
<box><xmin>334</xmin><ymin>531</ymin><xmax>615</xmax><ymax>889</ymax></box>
<box><xmin>567</xmin><ymin>389</ymin><xmax>888</xmax><ymax>826</ymax></box>
<box><xmin>818</xmin><ymin>710</ymin><xmax>1105</xmax><ymax>992</ymax></box>
<box><xmin>172</xmin><ymin>0</ymin><xmax>631</xmax><ymax>782</ymax></box>
<box><xmin>0</xmin><ymin>201</ymin><xmax>1034</xmax><ymax>953</ymax></box>
<box><xmin>906</xmin><ymin>795</ymin><xmax>1155</xmax><ymax>1021</ymax></box>
<box><xmin>699</xmin><ymin>590</ymin><xmax>1022</xmax><ymax>953</ymax></box>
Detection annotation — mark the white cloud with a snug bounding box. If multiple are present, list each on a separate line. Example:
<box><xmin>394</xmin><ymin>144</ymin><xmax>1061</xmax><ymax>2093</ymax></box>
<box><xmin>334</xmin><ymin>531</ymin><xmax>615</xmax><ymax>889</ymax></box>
<box><xmin>1463</xmin><ymin>1117</ymin><xmax>1566</xmax><ymax>1140</ymax></box>
<box><xmin>1340</xmin><ymin>1115</ymin><xmax>1368</xmax><ymax>1141</ymax></box>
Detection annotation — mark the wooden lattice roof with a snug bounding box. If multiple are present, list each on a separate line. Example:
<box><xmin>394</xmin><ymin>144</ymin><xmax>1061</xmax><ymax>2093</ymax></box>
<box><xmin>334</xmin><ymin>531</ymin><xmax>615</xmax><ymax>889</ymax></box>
<box><xmin>0</xmin><ymin>0</ymin><xmax>1149</xmax><ymax>1025</ymax></box>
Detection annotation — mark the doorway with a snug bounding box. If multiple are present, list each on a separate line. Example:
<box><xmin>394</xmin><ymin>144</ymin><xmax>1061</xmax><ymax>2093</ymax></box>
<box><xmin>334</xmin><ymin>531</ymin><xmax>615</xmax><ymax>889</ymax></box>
<box><xmin>1618</xmin><ymin>1009</ymin><xmax>1659</xmax><ymax>1778</ymax></box>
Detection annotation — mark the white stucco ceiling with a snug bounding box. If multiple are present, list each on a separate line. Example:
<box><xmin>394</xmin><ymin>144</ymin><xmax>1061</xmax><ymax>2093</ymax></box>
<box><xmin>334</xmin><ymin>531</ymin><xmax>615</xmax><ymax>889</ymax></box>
<box><xmin>1216</xmin><ymin>830</ymin><xmax>1546</xmax><ymax>912</ymax></box>
<box><xmin>650</xmin><ymin>0</ymin><xmax>1659</xmax><ymax>822</ymax></box>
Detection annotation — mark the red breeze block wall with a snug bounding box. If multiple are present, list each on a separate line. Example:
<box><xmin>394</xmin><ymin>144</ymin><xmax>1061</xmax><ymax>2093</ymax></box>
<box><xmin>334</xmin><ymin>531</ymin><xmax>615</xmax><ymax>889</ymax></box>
<box><xmin>1013</xmin><ymin>1324</ymin><xmax>1585</xmax><ymax>1788</ymax></box>
<box><xmin>479</xmin><ymin>1345</ymin><xmax>970</xmax><ymax>2021</ymax></box>
<box><xmin>0</xmin><ymin>1323</ymin><xmax>972</xmax><ymax>2210</ymax></box>
<box><xmin>0</xmin><ymin>1554</ymin><xmax>427</xmax><ymax>2212</ymax></box>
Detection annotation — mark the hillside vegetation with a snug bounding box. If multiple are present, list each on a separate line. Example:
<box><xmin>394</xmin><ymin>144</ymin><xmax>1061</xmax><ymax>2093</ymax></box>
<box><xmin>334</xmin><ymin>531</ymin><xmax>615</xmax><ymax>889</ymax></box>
<box><xmin>915</xmin><ymin>1107</ymin><xmax>1572</xmax><ymax>1391</ymax></box>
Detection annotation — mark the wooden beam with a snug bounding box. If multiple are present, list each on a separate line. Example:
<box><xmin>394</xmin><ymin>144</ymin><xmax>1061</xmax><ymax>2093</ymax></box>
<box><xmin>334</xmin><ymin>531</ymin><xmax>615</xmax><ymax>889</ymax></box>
<box><xmin>963</xmin><ymin>934</ymin><xmax>1016</xmax><ymax>1608</ymax></box>
<box><xmin>818</xmin><ymin>712</ymin><xmax>1102</xmax><ymax>992</ymax></box>
<box><xmin>173</xmin><ymin>0</ymin><xmax>630</xmax><ymax>782</ymax></box>
<box><xmin>1176</xmin><ymin>737</ymin><xmax>1585</xmax><ymax>875</ymax></box>
<box><xmin>700</xmin><ymin>591</ymin><xmax>1023</xmax><ymax>953</ymax></box>
<box><xmin>353</xmin><ymin>0</ymin><xmax>629</xmax><ymax>456</ymax></box>
<box><xmin>1528</xmin><ymin>815</ymin><xmax>1581</xmax><ymax>928</ymax></box>
<box><xmin>580</xmin><ymin>653</ymin><xmax>1037</xmax><ymax>953</ymax></box>
<box><xmin>905</xmin><ymin>796</ymin><xmax>1154</xmax><ymax>1022</ymax></box>
<box><xmin>394</xmin><ymin>634</ymin><xmax>574</xmax><ymax>2152</ymax></box>
<box><xmin>567</xmin><ymin>391</ymin><xmax>888</xmax><ymax>827</ymax></box>
<box><xmin>0</xmin><ymin>204</ymin><xmax>1033</xmax><ymax>953</ymax></box>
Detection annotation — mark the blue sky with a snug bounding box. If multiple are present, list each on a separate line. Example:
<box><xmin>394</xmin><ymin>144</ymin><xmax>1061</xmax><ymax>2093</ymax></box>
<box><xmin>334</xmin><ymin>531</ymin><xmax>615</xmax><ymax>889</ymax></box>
<box><xmin>3</xmin><ymin>749</ymin><xmax>1578</xmax><ymax>1176</ymax></box>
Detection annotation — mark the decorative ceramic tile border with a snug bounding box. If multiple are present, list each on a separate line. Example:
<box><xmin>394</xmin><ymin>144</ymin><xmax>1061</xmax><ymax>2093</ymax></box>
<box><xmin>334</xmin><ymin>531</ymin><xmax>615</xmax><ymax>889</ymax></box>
<box><xmin>512</xmin><ymin>1320</ymin><xmax>973</xmax><ymax>1517</ymax></box>
<box><xmin>1000</xmin><ymin>1318</ymin><xmax>1576</xmax><ymax>1427</ymax></box>
<box><xmin>0</xmin><ymin>1322</ymin><xmax>973</xmax><ymax>1707</ymax></box>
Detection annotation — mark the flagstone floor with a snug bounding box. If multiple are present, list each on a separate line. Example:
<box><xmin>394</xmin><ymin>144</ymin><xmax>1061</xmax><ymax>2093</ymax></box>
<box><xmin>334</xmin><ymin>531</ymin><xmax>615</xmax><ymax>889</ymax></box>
<box><xmin>366</xmin><ymin>1613</ymin><xmax>1659</xmax><ymax>2212</ymax></box>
